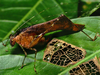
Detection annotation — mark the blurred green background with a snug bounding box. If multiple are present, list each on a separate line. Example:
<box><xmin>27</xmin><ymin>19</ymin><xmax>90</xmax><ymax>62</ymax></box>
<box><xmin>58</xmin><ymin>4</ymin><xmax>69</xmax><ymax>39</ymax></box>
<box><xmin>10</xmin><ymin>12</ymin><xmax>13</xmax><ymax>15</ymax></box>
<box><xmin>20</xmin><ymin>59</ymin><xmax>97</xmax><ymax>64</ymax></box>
<box><xmin>0</xmin><ymin>0</ymin><xmax>100</xmax><ymax>75</ymax></box>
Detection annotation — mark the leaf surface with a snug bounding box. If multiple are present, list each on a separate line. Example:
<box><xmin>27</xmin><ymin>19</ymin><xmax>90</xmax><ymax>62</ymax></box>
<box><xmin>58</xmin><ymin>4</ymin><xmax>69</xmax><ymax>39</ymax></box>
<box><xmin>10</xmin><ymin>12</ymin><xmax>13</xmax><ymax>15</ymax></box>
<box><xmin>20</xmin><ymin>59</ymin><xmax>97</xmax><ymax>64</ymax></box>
<box><xmin>0</xmin><ymin>0</ymin><xmax>100</xmax><ymax>75</ymax></box>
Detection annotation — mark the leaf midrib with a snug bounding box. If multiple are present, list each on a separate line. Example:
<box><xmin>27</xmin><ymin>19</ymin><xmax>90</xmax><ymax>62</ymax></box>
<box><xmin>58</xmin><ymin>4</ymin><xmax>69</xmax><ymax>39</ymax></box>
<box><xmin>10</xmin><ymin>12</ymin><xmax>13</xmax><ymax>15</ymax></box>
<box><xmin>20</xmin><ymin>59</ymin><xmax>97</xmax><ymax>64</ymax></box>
<box><xmin>2</xmin><ymin>0</ymin><xmax>43</xmax><ymax>41</ymax></box>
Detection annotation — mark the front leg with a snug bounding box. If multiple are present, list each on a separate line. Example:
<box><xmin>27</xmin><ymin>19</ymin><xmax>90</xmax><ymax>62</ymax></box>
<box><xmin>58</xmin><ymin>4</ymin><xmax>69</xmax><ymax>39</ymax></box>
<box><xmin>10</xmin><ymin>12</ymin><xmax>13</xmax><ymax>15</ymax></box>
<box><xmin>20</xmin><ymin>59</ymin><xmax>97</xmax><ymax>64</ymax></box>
<box><xmin>18</xmin><ymin>45</ymin><xmax>37</xmax><ymax>73</ymax></box>
<box><xmin>18</xmin><ymin>45</ymin><xmax>27</xmax><ymax>70</ymax></box>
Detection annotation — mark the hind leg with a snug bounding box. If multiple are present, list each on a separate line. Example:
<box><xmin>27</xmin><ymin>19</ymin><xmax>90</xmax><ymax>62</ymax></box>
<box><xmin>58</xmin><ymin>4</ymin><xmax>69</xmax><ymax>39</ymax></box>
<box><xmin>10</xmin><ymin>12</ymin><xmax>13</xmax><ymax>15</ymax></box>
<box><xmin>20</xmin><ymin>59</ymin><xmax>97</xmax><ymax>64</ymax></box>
<box><xmin>29</xmin><ymin>48</ymin><xmax>37</xmax><ymax>74</ymax></box>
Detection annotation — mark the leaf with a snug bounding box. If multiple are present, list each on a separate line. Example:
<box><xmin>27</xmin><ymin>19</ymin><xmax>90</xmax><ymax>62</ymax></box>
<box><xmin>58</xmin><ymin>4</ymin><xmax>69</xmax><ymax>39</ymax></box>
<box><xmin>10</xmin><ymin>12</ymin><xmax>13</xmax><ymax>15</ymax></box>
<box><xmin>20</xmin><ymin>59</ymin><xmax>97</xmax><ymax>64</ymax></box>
<box><xmin>0</xmin><ymin>0</ymin><xmax>100</xmax><ymax>75</ymax></box>
<box><xmin>69</xmin><ymin>57</ymin><xmax>100</xmax><ymax>75</ymax></box>
<box><xmin>0</xmin><ymin>0</ymin><xmax>79</xmax><ymax>41</ymax></box>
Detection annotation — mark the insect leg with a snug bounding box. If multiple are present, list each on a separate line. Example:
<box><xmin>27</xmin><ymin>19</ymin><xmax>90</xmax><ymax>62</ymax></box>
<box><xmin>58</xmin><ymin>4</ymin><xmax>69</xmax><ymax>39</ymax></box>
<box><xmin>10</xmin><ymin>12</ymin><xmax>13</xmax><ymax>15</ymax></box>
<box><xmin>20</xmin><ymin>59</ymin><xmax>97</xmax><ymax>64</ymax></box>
<box><xmin>29</xmin><ymin>48</ymin><xmax>37</xmax><ymax>73</ymax></box>
<box><xmin>29</xmin><ymin>16</ymin><xmax>60</xmax><ymax>48</ymax></box>
<box><xmin>2</xmin><ymin>38</ymin><xmax>9</xmax><ymax>46</ymax></box>
<box><xmin>27</xmin><ymin>17</ymin><xmax>60</xmax><ymax>73</ymax></box>
<box><xmin>18</xmin><ymin>45</ymin><xmax>27</xmax><ymax>70</ymax></box>
<box><xmin>81</xmin><ymin>30</ymin><xmax>97</xmax><ymax>41</ymax></box>
<box><xmin>2</xmin><ymin>42</ymin><xmax>6</xmax><ymax>46</ymax></box>
<box><xmin>74</xmin><ymin>24</ymin><xmax>97</xmax><ymax>41</ymax></box>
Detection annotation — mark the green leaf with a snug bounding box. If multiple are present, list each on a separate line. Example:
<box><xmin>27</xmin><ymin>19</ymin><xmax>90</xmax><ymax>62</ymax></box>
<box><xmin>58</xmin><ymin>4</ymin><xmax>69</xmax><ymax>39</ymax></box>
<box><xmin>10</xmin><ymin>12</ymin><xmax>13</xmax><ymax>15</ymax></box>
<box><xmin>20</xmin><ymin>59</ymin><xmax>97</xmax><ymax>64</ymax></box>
<box><xmin>0</xmin><ymin>0</ymin><xmax>79</xmax><ymax>41</ymax></box>
<box><xmin>0</xmin><ymin>0</ymin><xmax>100</xmax><ymax>75</ymax></box>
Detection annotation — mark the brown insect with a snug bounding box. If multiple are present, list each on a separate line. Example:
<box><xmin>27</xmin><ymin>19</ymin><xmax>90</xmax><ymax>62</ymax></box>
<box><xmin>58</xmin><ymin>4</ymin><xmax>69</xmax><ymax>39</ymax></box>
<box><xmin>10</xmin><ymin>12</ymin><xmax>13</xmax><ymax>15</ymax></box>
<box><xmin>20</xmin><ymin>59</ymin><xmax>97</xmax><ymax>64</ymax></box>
<box><xmin>69</xmin><ymin>57</ymin><xmax>100</xmax><ymax>75</ymax></box>
<box><xmin>43</xmin><ymin>38</ymin><xmax>86</xmax><ymax>67</ymax></box>
<box><xmin>8</xmin><ymin>14</ymin><xmax>96</xmax><ymax>73</ymax></box>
